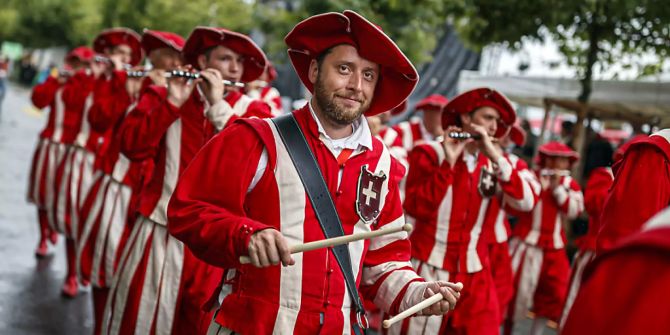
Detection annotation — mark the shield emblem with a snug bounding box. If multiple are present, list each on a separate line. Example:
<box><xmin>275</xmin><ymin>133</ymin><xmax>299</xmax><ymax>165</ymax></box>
<box><xmin>356</xmin><ymin>165</ymin><xmax>386</xmax><ymax>224</ymax></box>
<box><xmin>478</xmin><ymin>167</ymin><xmax>498</xmax><ymax>198</ymax></box>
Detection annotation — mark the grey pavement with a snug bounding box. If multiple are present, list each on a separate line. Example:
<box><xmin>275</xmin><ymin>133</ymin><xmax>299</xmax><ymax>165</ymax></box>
<box><xmin>0</xmin><ymin>82</ymin><xmax>92</xmax><ymax>335</ymax></box>
<box><xmin>0</xmin><ymin>82</ymin><xmax>552</xmax><ymax>334</ymax></box>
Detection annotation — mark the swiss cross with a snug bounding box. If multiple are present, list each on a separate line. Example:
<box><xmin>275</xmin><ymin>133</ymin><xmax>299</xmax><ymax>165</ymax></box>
<box><xmin>362</xmin><ymin>181</ymin><xmax>378</xmax><ymax>206</ymax></box>
<box><xmin>482</xmin><ymin>173</ymin><xmax>494</xmax><ymax>189</ymax></box>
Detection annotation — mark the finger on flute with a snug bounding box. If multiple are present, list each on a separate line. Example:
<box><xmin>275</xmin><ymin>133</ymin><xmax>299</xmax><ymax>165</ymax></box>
<box><xmin>239</xmin><ymin>223</ymin><xmax>413</xmax><ymax>264</ymax></box>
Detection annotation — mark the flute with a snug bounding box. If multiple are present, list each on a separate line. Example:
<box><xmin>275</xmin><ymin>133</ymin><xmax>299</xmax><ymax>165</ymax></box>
<box><xmin>163</xmin><ymin>70</ymin><xmax>246</xmax><ymax>88</ymax></box>
<box><xmin>540</xmin><ymin>169</ymin><xmax>571</xmax><ymax>177</ymax></box>
<box><xmin>448</xmin><ymin>132</ymin><xmax>482</xmax><ymax>140</ymax></box>
<box><xmin>94</xmin><ymin>55</ymin><xmax>132</xmax><ymax>70</ymax></box>
<box><xmin>239</xmin><ymin>223</ymin><xmax>413</xmax><ymax>265</ymax></box>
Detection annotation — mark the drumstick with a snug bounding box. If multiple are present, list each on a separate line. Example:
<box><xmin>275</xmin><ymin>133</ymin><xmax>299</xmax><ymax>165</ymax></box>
<box><xmin>239</xmin><ymin>223</ymin><xmax>413</xmax><ymax>264</ymax></box>
<box><xmin>382</xmin><ymin>282</ymin><xmax>464</xmax><ymax>329</ymax></box>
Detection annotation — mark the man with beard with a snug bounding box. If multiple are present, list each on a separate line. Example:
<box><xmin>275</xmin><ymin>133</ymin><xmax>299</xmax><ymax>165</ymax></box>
<box><xmin>167</xmin><ymin>10</ymin><xmax>463</xmax><ymax>335</ymax></box>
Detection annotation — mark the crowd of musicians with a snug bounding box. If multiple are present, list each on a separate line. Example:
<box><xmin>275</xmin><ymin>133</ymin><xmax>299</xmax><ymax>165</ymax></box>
<box><xmin>24</xmin><ymin>9</ymin><xmax>670</xmax><ymax>335</ymax></box>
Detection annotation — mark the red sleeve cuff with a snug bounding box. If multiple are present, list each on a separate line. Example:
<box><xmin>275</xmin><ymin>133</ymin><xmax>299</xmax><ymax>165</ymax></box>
<box><xmin>235</xmin><ymin>218</ymin><xmax>273</xmax><ymax>258</ymax></box>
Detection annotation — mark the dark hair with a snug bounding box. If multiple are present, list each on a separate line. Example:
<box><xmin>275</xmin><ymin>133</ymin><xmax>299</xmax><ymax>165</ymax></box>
<box><xmin>203</xmin><ymin>45</ymin><xmax>218</xmax><ymax>60</ymax></box>
<box><xmin>315</xmin><ymin>46</ymin><xmax>335</xmax><ymax>71</ymax></box>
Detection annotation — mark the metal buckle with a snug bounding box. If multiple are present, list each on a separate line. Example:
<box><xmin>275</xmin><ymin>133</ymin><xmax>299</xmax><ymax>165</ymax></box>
<box><xmin>356</xmin><ymin>311</ymin><xmax>369</xmax><ymax>329</ymax></box>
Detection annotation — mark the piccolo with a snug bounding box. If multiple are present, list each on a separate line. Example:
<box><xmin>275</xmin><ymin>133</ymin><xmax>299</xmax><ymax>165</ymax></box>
<box><xmin>540</xmin><ymin>169</ymin><xmax>571</xmax><ymax>177</ymax></box>
<box><xmin>448</xmin><ymin>132</ymin><xmax>482</xmax><ymax>140</ymax></box>
<box><xmin>239</xmin><ymin>223</ymin><xmax>413</xmax><ymax>265</ymax></box>
<box><xmin>163</xmin><ymin>70</ymin><xmax>246</xmax><ymax>88</ymax></box>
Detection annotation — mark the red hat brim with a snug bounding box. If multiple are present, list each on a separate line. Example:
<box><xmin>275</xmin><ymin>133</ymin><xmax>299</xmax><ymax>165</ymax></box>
<box><xmin>390</xmin><ymin>100</ymin><xmax>407</xmax><ymax>116</ymax></box>
<box><xmin>441</xmin><ymin>88</ymin><xmax>516</xmax><ymax>138</ymax></box>
<box><xmin>65</xmin><ymin>46</ymin><xmax>95</xmax><ymax>63</ymax></box>
<box><xmin>415</xmin><ymin>94</ymin><xmax>449</xmax><ymax>112</ymax></box>
<box><xmin>509</xmin><ymin>124</ymin><xmax>526</xmax><ymax>146</ymax></box>
<box><xmin>182</xmin><ymin>27</ymin><xmax>267</xmax><ymax>83</ymax></box>
<box><xmin>142</xmin><ymin>30</ymin><xmax>185</xmax><ymax>54</ymax></box>
<box><xmin>536</xmin><ymin>141</ymin><xmax>579</xmax><ymax>166</ymax></box>
<box><xmin>93</xmin><ymin>28</ymin><xmax>143</xmax><ymax>66</ymax></box>
<box><xmin>285</xmin><ymin>10</ymin><xmax>419</xmax><ymax>116</ymax></box>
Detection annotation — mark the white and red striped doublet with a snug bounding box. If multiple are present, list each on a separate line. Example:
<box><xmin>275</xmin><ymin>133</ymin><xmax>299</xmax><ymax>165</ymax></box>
<box><xmin>102</xmin><ymin>87</ymin><xmax>271</xmax><ymax>335</ymax></box>
<box><xmin>248</xmin><ymin>85</ymin><xmax>282</xmax><ymax>115</ymax></box>
<box><xmin>507</xmin><ymin>172</ymin><xmax>583</xmax><ymax>324</ymax></box>
<box><xmin>167</xmin><ymin>105</ymin><xmax>431</xmax><ymax>334</ymax></box>
<box><xmin>388</xmin><ymin>141</ymin><xmax>537</xmax><ymax>334</ymax></box>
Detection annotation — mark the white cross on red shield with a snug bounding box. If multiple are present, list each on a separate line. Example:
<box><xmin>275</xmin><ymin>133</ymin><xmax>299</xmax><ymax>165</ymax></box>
<box><xmin>356</xmin><ymin>165</ymin><xmax>386</xmax><ymax>224</ymax></box>
<box><xmin>478</xmin><ymin>167</ymin><xmax>498</xmax><ymax>197</ymax></box>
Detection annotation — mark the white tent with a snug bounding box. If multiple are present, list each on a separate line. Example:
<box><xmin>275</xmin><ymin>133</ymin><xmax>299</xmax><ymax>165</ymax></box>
<box><xmin>458</xmin><ymin>71</ymin><xmax>670</xmax><ymax>127</ymax></box>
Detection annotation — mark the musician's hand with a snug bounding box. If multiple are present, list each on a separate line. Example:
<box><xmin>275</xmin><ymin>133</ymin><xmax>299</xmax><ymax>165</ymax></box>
<box><xmin>109</xmin><ymin>54</ymin><xmax>126</xmax><ymax>72</ymax></box>
<box><xmin>247</xmin><ymin>229</ymin><xmax>295</xmax><ymax>268</ymax></box>
<box><xmin>199</xmin><ymin>68</ymin><xmax>224</xmax><ymax>106</ymax></box>
<box><xmin>125</xmin><ymin>76</ymin><xmax>143</xmax><ymax>99</ymax></box>
<box><xmin>167</xmin><ymin>65</ymin><xmax>198</xmax><ymax>108</ymax></box>
<box><xmin>442</xmin><ymin>126</ymin><xmax>472</xmax><ymax>167</ymax></box>
<box><xmin>471</xmin><ymin>124</ymin><xmax>502</xmax><ymax>162</ymax></box>
<box><xmin>147</xmin><ymin>69</ymin><xmax>167</xmax><ymax>87</ymax></box>
<box><xmin>421</xmin><ymin>281</ymin><xmax>463</xmax><ymax>315</ymax></box>
<box><xmin>91</xmin><ymin>60</ymin><xmax>107</xmax><ymax>79</ymax></box>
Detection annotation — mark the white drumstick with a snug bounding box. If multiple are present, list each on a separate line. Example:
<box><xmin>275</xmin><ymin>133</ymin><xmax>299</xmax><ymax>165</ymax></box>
<box><xmin>382</xmin><ymin>282</ymin><xmax>464</xmax><ymax>329</ymax></box>
<box><xmin>239</xmin><ymin>223</ymin><xmax>413</xmax><ymax>264</ymax></box>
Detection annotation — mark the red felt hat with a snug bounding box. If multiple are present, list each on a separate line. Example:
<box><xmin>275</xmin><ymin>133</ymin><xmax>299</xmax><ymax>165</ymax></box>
<box><xmin>182</xmin><ymin>27</ymin><xmax>267</xmax><ymax>83</ymax></box>
<box><xmin>509</xmin><ymin>124</ymin><xmax>527</xmax><ymax>146</ymax></box>
<box><xmin>284</xmin><ymin>10</ymin><xmax>419</xmax><ymax>116</ymax></box>
<box><xmin>441</xmin><ymin>88</ymin><xmax>516</xmax><ymax>138</ymax></box>
<box><xmin>390</xmin><ymin>100</ymin><xmax>407</xmax><ymax>116</ymax></box>
<box><xmin>415</xmin><ymin>94</ymin><xmax>449</xmax><ymax>112</ymax></box>
<box><xmin>613</xmin><ymin>134</ymin><xmax>648</xmax><ymax>162</ymax></box>
<box><xmin>266</xmin><ymin>61</ymin><xmax>278</xmax><ymax>82</ymax></box>
<box><xmin>65</xmin><ymin>46</ymin><xmax>95</xmax><ymax>64</ymax></box>
<box><xmin>141</xmin><ymin>30</ymin><xmax>185</xmax><ymax>54</ymax></box>
<box><xmin>536</xmin><ymin>141</ymin><xmax>579</xmax><ymax>167</ymax></box>
<box><xmin>93</xmin><ymin>28</ymin><xmax>143</xmax><ymax>66</ymax></box>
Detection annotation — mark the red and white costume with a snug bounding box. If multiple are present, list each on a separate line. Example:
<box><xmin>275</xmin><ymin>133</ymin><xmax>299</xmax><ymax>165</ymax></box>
<box><xmin>247</xmin><ymin>62</ymin><xmax>282</xmax><ymax>115</ymax></box>
<box><xmin>506</xmin><ymin>142</ymin><xmax>583</xmax><ymax>330</ymax></box>
<box><xmin>101</xmin><ymin>27</ymin><xmax>271</xmax><ymax>335</ymax></box>
<box><xmin>562</xmin><ymin>207</ymin><xmax>670</xmax><ymax>335</ymax></box>
<box><xmin>167</xmin><ymin>11</ymin><xmax>444</xmax><ymax>335</ymax></box>
<box><xmin>597</xmin><ymin>130</ymin><xmax>670</xmax><ymax>253</ymax></box>
<box><xmin>559</xmin><ymin>166</ymin><xmax>612</xmax><ymax>329</ymax></box>
<box><xmin>392</xmin><ymin>88</ymin><xmax>537</xmax><ymax>334</ymax></box>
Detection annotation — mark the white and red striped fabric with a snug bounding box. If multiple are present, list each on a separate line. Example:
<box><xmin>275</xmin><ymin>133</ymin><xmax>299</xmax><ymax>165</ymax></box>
<box><xmin>102</xmin><ymin>87</ymin><xmax>270</xmax><ymax>335</ymax></box>
<box><xmin>506</xmin><ymin>173</ymin><xmax>583</xmax><ymax>325</ymax></box>
<box><xmin>167</xmin><ymin>105</ymin><xmax>429</xmax><ymax>334</ymax></box>
<box><xmin>248</xmin><ymin>85</ymin><xmax>282</xmax><ymax>115</ymax></box>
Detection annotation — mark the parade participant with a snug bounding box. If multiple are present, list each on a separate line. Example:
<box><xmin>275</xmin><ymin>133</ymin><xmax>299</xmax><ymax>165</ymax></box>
<box><xmin>76</xmin><ymin>30</ymin><xmax>184</xmax><ymax>335</ymax></box>
<box><xmin>558</xmin><ymin>165</ymin><xmax>612</xmax><ymax>329</ymax></box>
<box><xmin>489</xmin><ymin>124</ymin><xmax>537</xmax><ymax>323</ymax></box>
<box><xmin>562</xmin><ymin>206</ymin><xmax>670</xmax><ymax>335</ymax></box>
<box><xmin>597</xmin><ymin>130</ymin><xmax>670</xmax><ymax>253</ymax></box>
<box><xmin>505</xmin><ymin>141</ymin><xmax>583</xmax><ymax>335</ymax></box>
<box><xmin>380</xmin><ymin>94</ymin><xmax>448</xmax><ymax>151</ymax></box>
<box><xmin>397</xmin><ymin>88</ymin><xmax>537</xmax><ymax>334</ymax></box>
<box><xmin>167</xmin><ymin>10</ymin><xmax>463</xmax><ymax>335</ymax></box>
<box><xmin>102</xmin><ymin>26</ymin><xmax>272</xmax><ymax>335</ymax></box>
<box><xmin>246</xmin><ymin>61</ymin><xmax>283</xmax><ymax>115</ymax></box>
<box><xmin>27</xmin><ymin>47</ymin><xmax>94</xmax><ymax>257</ymax></box>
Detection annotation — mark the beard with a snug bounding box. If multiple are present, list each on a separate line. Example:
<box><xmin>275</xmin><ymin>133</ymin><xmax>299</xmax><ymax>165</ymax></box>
<box><xmin>313</xmin><ymin>75</ymin><xmax>370</xmax><ymax>126</ymax></box>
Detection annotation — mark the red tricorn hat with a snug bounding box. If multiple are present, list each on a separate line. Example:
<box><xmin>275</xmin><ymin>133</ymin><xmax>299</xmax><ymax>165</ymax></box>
<box><xmin>284</xmin><ymin>10</ymin><xmax>419</xmax><ymax>116</ymax></box>
<box><xmin>441</xmin><ymin>87</ymin><xmax>516</xmax><ymax>138</ymax></box>
<box><xmin>65</xmin><ymin>46</ymin><xmax>95</xmax><ymax>64</ymax></box>
<box><xmin>266</xmin><ymin>61</ymin><xmax>278</xmax><ymax>82</ymax></box>
<box><xmin>536</xmin><ymin>141</ymin><xmax>579</xmax><ymax>167</ymax></box>
<box><xmin>141</xmin><ymin>30</ymin><xmax>185</xmax><ymax>54</ymax></box>
<box><xmin>93</xmin><ymin>28</ymin><xmax>143</xmax><ymax>66</ymax></box>
<box><xmin>415</xmin><ymin>94</ymin><xmax>449</xmax><ymax>112</ymax></box>
<box><xmin>182</xmin><ymin>27</ymin><xmax>267</xmax><ymax>83</ymax></box>
<box><xmin>509</xmin><ymin>124</ymin><xmax>527</xmax><ymax>146</ymax></box>
<box><xmin>390</xmin><ymin>100</ymin><xmax>407</xmax><ymax>116</ymax></box>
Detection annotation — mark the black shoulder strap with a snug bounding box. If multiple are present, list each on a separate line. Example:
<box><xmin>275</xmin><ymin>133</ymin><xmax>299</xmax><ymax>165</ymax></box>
<box><xmin>271</xmin><ymin>113</ymin><xmax>367</xmax><ymax>334</ymax></box>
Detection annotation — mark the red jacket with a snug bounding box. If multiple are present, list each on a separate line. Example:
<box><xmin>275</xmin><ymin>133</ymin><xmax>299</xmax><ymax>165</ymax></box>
<box><xmin>58</xmin><ymin>71</ymin><xmax>96</xmax><ymax>145</ymax></box>
<box><xmin>405</xmin><ymin>142</ymin><xmax>538</xmax><ymax>273</ymax></box>
<box><xmin>577</xmin><ymin>167</ymin><xmax>613</xmax><ymax>250</ymax></box>
<box><xmin>563</xmin><ymin>208</ymin><xmax>670</xmax><ymax>335</ymax></box>
<box><xmin>31</xmin><ymin>76</ymin><xmax>65</xmax><ymax>141</ymax></box>
<box><xmin>120</xmin><ymin>87</ymin><xmax>271</xmax><ymax>225</ymax></box>
<box><xmin>597</xmin><ymin>130</ymin><xmax>670</xmax><ymax>253</ymax></box>
<box><xmin>168</xmin><ymin>105</ymin><xmax>425</xmax><ymax>334</ymax></box>
<box><xmin>512</xmin><ymin>172</ymin><xmax>584</xmax><ymax>249</ymax></box>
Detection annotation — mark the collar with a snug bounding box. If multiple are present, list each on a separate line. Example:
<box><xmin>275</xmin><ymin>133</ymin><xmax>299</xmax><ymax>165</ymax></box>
<box><xmin>308</xmin><ymin>99</ymin><xmax>373</xmax><ymax>152</ymax></box>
